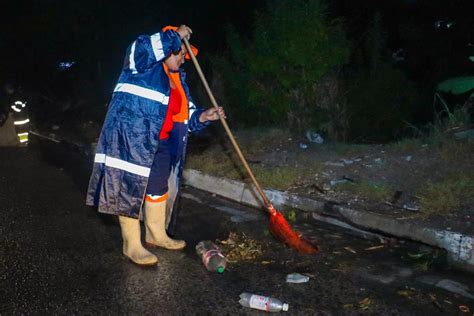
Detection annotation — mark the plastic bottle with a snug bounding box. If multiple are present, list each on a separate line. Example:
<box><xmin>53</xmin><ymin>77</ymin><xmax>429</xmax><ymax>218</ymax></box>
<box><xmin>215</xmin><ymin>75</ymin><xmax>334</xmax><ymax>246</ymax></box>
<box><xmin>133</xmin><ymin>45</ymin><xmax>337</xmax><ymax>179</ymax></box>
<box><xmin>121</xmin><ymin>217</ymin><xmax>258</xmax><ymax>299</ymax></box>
<box><xmin>286</xmin><ymin>273</ymin><xmax>310</xmax><ymax>283</ymax></box>
<box><xmin>239</xmin><ymin>293</ymin><xmax>289</xmax><ymax>312</ymax></box>
<box><xmin>195</xmin><ymin>240</ymin><xmax>226</xmax><ymax>273</ymax></box>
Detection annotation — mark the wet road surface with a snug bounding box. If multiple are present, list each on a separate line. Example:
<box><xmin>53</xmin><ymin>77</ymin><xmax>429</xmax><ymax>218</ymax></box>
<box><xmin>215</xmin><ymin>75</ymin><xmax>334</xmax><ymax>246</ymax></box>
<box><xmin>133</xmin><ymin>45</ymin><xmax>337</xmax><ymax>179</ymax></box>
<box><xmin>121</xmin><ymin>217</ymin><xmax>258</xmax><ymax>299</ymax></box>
<box><xmin>1</xmin><ymin>143</ymin><xmax>473</xmax><ymax>315</ymax></box>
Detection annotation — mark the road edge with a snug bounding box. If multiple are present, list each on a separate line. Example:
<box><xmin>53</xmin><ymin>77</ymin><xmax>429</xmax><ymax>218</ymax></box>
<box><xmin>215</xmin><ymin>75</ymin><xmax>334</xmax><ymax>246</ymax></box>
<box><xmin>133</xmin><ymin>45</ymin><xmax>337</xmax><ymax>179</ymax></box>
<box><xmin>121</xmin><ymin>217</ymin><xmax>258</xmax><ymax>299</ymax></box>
<box><xmin>183</xmin><ymin>169</ymin><xmax>474</xmax><ymax>273</ymax></box>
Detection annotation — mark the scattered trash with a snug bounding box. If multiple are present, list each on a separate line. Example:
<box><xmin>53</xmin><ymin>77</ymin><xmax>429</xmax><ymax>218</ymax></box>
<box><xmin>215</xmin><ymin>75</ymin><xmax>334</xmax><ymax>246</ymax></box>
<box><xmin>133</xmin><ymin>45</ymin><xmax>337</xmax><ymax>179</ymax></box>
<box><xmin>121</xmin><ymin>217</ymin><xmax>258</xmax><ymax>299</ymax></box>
<box><xmin>374</xmin><ymin>158</ymin><xmax>383</xmax><ymax>164</ymax></box>
<box><xmin>330</xmin><ymin>177</ymin><xmax>355</xmax><ymax>187</ymax></box>
<box><xmin>216</xmin><ymin>232</ymin><xmax>265</xmax><ymax>263</ymax></box>
<box><xmin>436</xmin><ymin>279</ymin><xmax>474</xmax><ymax>300</ymax></box>
<box><xmin>324</xmin><ymin>161</ymin><xmax>345</xmax><ymax>167</ymax></box>
<box><xmin>285</xmin><ymin>209</ymin><xmax>297</xmax><ymax>222</ymax></box>
<box><xmin>58</xmin><ymin>61</ymin><xmax>76</xmax><ymax>70</ymax></box>
<box><xmin>429</xmin><ymin>293</ymin><xmax>443</xmax><ymax>310</ymax></box>
<box><xmin>286</xmin><ymin>273</ymin><xmax>310</xmax><ymax>283</ymax></box>
<box><xmin>239</xmin><ymin>293</ymin><xmax>289</xmax><ymax>312</ymax></box>
<box><xmin>358</xmin><ymin>297</ymin><xmax>372</xmax><ymax>310</ymax></box>
<box><xmin>443</xmin><ymin>300</ymin><xmax>453</xmax><ymax>305</ymax></box>
<box><xmin>402</xmin><ymin>202</ymin><xmax>420</xmax><ymax>212</ymax></box>
<box><xmin>261</xmin><ymin>260</ymin><xmax>272</xmax><ymax>265</ymax></box>
<box><xmin>407</xmin><ymin>252</ymin><xmax>425</xmax><ymax>259</ymax></box>
<box><xmin>454</xmin><ymin>129</ymin><xmax>474</xmax><ymax>140</ymax></box>
<box><xmin>391</xmin><ymin>48</ymin><xmax>405</xmax><ymax>62</ymax></box>
<box><xmin>364</xmin><ymin>245</ymin><xmax>385</xmax><ymax>251</ymax></box>
<box><xmin>305</xmin><ymin>131</ymin><xmax>324</xmax><ymax>144</ymax></box>
<box><xmin>397</xmin><ymin>289</ymin><xmax>416</xmax><ymax>298</ymax></box>
<box><xmin>459</xmin><ymin>305</ymin><xmax>470</xmax><ymax>313</ymax></box>
<box><xmin>343</xmin><ymin>246</ymin><xmax>357</xmax><ymax>254</ymax></box>
<box><xmin>342</xmin><ymin>159</ymin><xmax>354</xmax><ymax>165</ymax></box>
<box><xmin>299</xmin><ymin>143</ymin><xmax>308</xmax><ymax>149</ymax></box>
<box><xmin>405</xmin><ymin>247</ymin><xmax>445</xmax><ymax>272</ymax></box>
<box><xmin>405</xmin><ymin>155</ymin><xmax>412</xmax><ymax>162</ymax></box>
<box><xmin>196</xmin><ymin>240</ymin><xmax>227</xmax><ymax>273</ymax></box>
<box><xmin>330</xmin><ymin>179</ymin><xmax>349</xmax><ymax>186</ymax></box>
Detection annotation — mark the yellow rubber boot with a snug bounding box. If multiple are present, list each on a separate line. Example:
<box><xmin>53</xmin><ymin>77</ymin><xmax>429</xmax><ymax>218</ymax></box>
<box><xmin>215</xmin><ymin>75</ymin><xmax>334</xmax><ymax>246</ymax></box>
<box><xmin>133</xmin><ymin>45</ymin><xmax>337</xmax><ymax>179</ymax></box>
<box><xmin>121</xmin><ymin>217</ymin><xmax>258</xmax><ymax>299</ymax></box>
<box><xmin>118</xmin><ymin>216</ymin><xmax>158</xmax><ymax>266</ymax></box>
<box><xmin>144</xmin><ymin>200</ymin><xmax>186</xmax><ymax>250</ymax></box>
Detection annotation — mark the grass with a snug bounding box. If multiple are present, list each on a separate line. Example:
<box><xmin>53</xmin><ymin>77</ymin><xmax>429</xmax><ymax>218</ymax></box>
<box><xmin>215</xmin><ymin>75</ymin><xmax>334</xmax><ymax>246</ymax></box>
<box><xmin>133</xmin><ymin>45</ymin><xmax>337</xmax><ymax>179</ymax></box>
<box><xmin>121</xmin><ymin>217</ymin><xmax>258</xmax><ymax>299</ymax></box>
<box><xmin>185</xmin><ymin>148</ymin><xmax>245</xmax><ymax>180</ymax></box>
<box><xmin>390</xmin><ymin>138</ymin><xmax>425</xmax><ymax>151</ymax></box>
<box><xmin>187</xmin><ymin>150</ymin><xmax>302</xmax><ymax>190</ymax></box>
<box><xmin>326</xmin><ymin>142</ymin><xmax>371</xmax><ymax>156</ymax></box>
<box><xmin>252</xmin><ymin>166</ymin><xmax>300</xmax><ymax>190</ymax></box>
<box><xmin>418</xmin><ymin>172</ymin><xmax>474</xmax><ymax>216</ymax></box>
<box><xmin>336</xmin><ymin>180</ymin><xmax>393</xmax><ymax>202</ymax></box>
<box><xmin>235</xmin><ymin>128</ymin><xmax>290</xmax><ymax>156</ymax></box>
<box><xmin>187</xmin><ymin>125</ymin><xmax>474</xmax><ymax>219</ymax></box>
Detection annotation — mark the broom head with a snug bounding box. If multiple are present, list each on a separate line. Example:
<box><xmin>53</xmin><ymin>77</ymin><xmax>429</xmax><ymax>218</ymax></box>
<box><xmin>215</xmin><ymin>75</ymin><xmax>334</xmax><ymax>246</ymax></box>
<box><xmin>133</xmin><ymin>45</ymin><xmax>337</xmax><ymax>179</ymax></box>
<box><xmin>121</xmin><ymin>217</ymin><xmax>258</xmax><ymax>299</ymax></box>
<box><xmin>267</xmin><ymin>205</ymin><xmax>319</xmax><ymax>254</ymax></box>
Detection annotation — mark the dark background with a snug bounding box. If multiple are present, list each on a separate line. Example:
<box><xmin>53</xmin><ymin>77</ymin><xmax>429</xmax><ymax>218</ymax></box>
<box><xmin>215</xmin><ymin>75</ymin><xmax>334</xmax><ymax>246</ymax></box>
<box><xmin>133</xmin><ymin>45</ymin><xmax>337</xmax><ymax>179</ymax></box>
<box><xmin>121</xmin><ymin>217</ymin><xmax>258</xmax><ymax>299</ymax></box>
<box><xmin>1</xmin><ymin>0</ymin><xmax>473</xmax><ymax>139</ymax></box>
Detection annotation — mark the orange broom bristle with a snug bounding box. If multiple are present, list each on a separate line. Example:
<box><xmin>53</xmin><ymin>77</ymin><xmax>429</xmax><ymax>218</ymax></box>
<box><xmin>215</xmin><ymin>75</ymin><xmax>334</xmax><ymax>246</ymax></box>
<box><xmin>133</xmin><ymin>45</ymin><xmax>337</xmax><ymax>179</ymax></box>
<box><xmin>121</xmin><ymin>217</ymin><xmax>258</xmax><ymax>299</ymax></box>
<box><xmin>268</xmin><ymin>209</ymin><xmax>319</xmax><ymax>254</ymax></box>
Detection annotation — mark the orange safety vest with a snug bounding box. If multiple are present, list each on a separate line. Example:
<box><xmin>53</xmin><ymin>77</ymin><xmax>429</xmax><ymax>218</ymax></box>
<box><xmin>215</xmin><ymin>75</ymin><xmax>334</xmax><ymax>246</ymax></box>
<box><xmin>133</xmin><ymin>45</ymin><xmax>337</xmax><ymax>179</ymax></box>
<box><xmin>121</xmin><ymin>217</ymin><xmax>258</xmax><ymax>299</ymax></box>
<box><xmin>159</xmin><ymin>65</ymin><xmax>189</xmax><ymax>140</ymax></box>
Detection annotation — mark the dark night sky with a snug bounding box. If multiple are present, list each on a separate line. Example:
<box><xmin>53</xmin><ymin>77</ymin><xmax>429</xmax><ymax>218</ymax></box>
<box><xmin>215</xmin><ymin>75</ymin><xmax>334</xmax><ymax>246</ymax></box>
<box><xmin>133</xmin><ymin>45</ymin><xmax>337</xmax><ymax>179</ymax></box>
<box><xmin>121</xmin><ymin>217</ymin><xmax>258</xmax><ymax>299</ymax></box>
<box><xmin>1</xmin><ymin>0</ymin><xmax>473</xmax><ymax>101</ymax></box>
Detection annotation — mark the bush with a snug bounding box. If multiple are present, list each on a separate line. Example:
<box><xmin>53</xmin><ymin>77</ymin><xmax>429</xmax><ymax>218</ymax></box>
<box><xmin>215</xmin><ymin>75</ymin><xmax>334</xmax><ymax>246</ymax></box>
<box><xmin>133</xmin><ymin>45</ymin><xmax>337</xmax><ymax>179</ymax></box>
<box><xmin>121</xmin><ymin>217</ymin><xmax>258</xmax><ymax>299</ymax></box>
<box><xmin>343</xmin><ymin>12</ymin><xmax>422</xmax><ymax>142</ymax></box>
<box><xmin>213</xmin><ymin>0</ymin><xmax>350</xmax><ymax>133</ymax></box>
<box><xmin>345</xmin><ymin>64</ymin><xmax>421</xmax><ymax>142</ymax></box>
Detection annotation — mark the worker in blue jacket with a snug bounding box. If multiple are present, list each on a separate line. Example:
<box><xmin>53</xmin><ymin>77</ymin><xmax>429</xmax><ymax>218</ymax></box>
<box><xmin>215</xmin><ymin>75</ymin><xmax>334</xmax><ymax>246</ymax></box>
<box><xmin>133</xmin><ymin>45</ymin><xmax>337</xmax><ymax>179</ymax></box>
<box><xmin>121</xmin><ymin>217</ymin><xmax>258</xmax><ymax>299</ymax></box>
<box><xmin>86</xmin><ymin>25</ymin><xmax>225</xmax><ymax>266</ymax></box>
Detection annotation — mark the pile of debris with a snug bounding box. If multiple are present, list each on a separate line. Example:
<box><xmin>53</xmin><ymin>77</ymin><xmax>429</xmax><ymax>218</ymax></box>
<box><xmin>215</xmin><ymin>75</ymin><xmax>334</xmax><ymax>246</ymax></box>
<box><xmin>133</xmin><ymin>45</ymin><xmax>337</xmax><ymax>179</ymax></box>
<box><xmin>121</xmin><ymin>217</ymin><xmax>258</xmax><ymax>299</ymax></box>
<box><xmin>216</xmin><ymin>232</ymin><xmax>266</xmax><ymax>263</ymax></box>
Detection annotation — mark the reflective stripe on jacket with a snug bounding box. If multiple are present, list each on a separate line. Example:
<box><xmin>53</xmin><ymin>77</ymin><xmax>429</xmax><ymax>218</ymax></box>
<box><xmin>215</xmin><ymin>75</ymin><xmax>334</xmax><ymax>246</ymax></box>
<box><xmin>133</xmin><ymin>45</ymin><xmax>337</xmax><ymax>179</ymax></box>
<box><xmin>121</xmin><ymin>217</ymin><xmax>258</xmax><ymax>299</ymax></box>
<box><xmin>86</xmin><ymin>28</ymin><xmax>209</xmax><ymax>224</ymax></box>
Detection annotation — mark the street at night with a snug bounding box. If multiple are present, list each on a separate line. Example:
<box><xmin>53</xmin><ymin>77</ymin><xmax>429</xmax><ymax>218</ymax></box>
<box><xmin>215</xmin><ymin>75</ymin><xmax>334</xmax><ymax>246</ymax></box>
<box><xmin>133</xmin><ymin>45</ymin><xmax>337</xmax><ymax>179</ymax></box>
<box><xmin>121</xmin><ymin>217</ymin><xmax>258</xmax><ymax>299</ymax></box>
<box><xmin>1</xmin><ymin>143</ymin><xmax>473</xmax><ymax>314</ymax></box>
<box><xmin>2</xmin><ymin>1</ymin><xmax>474</xmax><ymax>315</ymax></box>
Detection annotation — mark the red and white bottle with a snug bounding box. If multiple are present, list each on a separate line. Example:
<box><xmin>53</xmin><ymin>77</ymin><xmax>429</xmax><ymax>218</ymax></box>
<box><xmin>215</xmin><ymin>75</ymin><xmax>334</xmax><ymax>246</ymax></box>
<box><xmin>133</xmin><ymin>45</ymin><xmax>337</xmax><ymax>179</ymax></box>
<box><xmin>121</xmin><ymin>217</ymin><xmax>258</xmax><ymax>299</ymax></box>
<box><xmin>239</xmin><ymin>293</ymin><xmax>289</xmax><ymax>312</ymax></box>
<box><xmin>195</xmin><ymin>240</ymin><xmax>226</xmax><ymax>273</ymax></box>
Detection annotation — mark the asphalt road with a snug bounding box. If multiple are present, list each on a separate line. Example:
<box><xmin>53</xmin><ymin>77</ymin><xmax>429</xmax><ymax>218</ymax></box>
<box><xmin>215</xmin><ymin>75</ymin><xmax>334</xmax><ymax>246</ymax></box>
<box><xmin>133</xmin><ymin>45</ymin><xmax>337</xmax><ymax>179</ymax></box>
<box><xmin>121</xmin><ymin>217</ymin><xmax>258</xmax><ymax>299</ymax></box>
<box><xmin>1</xmin><ymin>141</ymin><xmax>473</xmax><ymax>315</ymax></box>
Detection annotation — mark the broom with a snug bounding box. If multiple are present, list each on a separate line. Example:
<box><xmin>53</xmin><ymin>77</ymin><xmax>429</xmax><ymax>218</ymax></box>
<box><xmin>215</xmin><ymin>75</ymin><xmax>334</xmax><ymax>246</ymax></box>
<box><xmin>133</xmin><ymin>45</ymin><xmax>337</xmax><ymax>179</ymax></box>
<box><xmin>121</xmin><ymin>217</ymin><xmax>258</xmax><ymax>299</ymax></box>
<box><xmin>183</xmin><ymin>38</ymin><xmax>319</xmax><ymax>254</ymax></box>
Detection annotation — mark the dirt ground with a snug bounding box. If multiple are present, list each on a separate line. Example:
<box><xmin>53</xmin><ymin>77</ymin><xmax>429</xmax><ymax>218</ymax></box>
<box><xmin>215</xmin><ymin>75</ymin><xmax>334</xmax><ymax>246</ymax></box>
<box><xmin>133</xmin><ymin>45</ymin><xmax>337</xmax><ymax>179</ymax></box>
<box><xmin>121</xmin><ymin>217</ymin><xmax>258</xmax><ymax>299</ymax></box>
<box><xmin>185</xmin><ymin>127</ymin><xmax>474</xmax><ymax>235</ymax></box>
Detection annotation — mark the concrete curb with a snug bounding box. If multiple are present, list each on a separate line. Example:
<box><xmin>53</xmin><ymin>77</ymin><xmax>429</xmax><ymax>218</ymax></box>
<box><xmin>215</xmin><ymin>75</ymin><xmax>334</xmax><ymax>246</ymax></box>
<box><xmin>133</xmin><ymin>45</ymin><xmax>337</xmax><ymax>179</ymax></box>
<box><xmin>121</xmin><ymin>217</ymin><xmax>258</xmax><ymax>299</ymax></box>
<box><xmin>183</xmin><ymin>169</ymin><xmax>474</xmax><ymax>273</ymax></box>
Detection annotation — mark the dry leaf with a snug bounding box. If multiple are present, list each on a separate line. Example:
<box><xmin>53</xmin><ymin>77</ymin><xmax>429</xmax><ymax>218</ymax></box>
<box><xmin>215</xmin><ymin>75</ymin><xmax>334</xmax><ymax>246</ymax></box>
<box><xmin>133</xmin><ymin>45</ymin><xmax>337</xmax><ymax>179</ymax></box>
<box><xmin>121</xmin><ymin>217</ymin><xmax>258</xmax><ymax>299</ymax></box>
<box><xmin>358</xmin><ymin>297</ymin><xmax>372</xmax><ymax>310</ymax></box>
<box><xmin>397</xmin><ymin>290</ymin><xmax>415</xmax><ymax>298</ymax></box>
<box><xmin>216</xmin><ymin>232</ymin><xmax>265</xmax><ymax>263</ymax></box>
<box><xmin>365</xmin><ymin>245</ymin><xmax>385</xmax><ymax>251</ymax></box>
<box><xmin>344</xmin><ymin>246</ymin><xmax>357</xmax><ymax>254</ymax></box>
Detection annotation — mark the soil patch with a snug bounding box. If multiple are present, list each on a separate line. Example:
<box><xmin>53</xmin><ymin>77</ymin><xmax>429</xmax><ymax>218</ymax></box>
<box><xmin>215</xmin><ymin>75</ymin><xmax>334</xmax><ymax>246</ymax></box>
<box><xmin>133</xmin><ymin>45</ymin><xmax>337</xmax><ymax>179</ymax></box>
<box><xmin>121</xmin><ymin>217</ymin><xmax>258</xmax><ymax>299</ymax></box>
<box><xmin>186</xmin><ymin>127</ymin><xmax>474</xmax><ymax>235</ymax></box>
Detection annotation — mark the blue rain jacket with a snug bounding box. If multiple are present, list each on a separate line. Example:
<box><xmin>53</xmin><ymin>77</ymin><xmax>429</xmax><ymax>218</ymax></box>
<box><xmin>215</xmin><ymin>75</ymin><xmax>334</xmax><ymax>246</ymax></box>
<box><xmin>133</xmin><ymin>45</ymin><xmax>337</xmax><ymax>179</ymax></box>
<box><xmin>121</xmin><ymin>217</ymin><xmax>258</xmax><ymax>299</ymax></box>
<box><xmin>86</xmin><ymin>29</ymin><xmax>208</xmax><ymax>225</ymax></box>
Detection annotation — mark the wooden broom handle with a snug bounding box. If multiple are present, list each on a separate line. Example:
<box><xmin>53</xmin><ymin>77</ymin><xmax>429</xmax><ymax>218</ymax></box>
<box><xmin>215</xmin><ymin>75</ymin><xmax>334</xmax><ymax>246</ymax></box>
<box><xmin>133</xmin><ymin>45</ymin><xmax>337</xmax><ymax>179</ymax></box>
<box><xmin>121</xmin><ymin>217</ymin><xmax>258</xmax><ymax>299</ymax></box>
<box><xmin>183</xmin><ymin>38</ymin><xmax>271</xmax><ymax>208</ymax></box>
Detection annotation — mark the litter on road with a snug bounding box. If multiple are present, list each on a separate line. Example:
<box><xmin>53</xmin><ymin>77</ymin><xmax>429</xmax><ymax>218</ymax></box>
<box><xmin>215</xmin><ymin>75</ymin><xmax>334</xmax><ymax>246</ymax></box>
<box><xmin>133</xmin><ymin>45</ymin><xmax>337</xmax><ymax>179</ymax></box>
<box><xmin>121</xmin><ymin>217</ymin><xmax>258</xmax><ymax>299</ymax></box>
<box><xmin>286</xmin><ymin>273</ymin><xmax>310</xmax><ymax>283</ymax></box>
<box><xmin>239</xmin><ymin>293</ymin><xmax>289</xmax><ymax>312</ymax></box>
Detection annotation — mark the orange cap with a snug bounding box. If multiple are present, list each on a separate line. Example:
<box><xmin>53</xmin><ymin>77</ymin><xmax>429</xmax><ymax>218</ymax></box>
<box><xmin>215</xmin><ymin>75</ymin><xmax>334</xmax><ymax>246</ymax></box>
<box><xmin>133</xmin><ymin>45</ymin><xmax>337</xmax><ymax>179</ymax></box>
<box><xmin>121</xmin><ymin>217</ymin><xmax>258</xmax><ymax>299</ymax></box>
<box><xmin>162</xmin><ymin>25</ymin><xmax>198</xmax><ymax>60</ymax></box>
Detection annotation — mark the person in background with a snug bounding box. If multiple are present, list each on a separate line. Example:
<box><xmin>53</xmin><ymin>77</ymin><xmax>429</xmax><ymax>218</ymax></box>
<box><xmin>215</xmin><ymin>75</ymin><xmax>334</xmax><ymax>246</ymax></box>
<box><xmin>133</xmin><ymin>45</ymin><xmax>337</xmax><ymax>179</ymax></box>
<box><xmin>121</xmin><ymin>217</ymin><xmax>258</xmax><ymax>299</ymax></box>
<box><xmin>3</xmin><ymin>83</ymin><xmax>30</xmax><ymax>145</ymax></box>
<box><xmin>86</xmin><ymin>25</ymin><xmax>225</xmax><ymax>266</ymax></box>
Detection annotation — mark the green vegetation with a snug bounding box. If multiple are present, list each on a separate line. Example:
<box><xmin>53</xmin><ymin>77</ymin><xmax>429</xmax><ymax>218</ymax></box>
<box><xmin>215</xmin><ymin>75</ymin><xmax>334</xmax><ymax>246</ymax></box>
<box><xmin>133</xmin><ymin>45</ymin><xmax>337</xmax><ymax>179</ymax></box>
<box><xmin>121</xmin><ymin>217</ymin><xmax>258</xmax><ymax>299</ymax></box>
<box><xmin>186</xmin><ymin>148</ymin><xmax>245</xmax><ymax>180</ymax></box>
<box><xmin>418</xmin><ymin>172</ymin><xmax>474</xmax><ymax>217</ymax></box>
<box><xmin>213</xmin><ymin>0</ymin><xmax>350</xmax><ymax>134</ymax></box>
<box><xmin>336</xmin><ymin>180</ymin><xmax>393</xmax><ymax>202</ymax></box>
<box><xmin>252</xmin><ymin>166</ymin><xmax>300</xmax><ymax>190</ymax></box>
<box><xmin>186</xmin><ymin>149</ymin><xmax>303</xmax><ymax>191</ymax></box>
